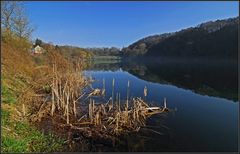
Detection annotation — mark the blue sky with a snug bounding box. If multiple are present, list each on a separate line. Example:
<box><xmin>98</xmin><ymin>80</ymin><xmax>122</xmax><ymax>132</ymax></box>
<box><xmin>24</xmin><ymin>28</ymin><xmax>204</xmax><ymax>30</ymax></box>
<box><xmin>24</xmin><ymin>2</ymin><xmax>238</xmax><ymax>48</ymax></box>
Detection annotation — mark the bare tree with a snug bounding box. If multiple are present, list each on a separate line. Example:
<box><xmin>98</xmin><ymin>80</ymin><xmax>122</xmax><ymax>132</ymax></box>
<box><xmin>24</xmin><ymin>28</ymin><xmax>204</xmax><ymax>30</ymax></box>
<box><xmin>1</xmin><ymin>1</ymin><xmax>17</xmax><ymax>31</ymax></box>
<box><xmin>13</xmin><ymin>3</ymin><xmax>34</xmax><ymax>38</ymax></box>
<box><xmin>1</xmin><ymin>1</ymin><xmax>34</xmax><ymax>38</ymax></box>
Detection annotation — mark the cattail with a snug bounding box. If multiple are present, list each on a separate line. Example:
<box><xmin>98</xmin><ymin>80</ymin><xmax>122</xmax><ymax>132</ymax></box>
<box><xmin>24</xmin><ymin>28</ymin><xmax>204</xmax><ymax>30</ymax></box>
<box><xmin>93</xmin><ymin>99</ymin><xmax>95</xmax><ymax>113</ymax></box>
<box><xmin>116</xmin><ymin>112</ymin><xmax>119</xmax><ymax>133</ymax></box>
<box><xmin>66</xmin><ymin>106</ymin><xmax>69</xmax><ymax>124</ymax></box>
<box><xmin>59</xmin><ymin>78</ymin><xmax>62</xmax><ymax>108</ymax></box>
<box><xmin>22</xmin><ymin>103</ymin><xmax>26</xmax><ymax>117</ymax></box>
<box><xmin>73</xmin><ymin>100</ymin><xmax>76</xmax><ymax>117</ymax></box>
<box><xmin>51</xmin><ymin>73</ymin><xmax>55</xmax><ymax>116</ymax></box>
<box><xmin>116</xmin><ymin>93</ymin><xmax>118</xmax><ymax>109</ymax></box>
<box><xmin>143</xmin><ymin>86</ymin><xmax>147</xmax><ymax>97</ymax></box>
<box><xmin>125</xmin><ymin>81</ymin><xmax>130</xmax><ymax>124</ymax></box>
<box><xmin>164</xmin><ymin>97</ymin><xmax>167</xmax><ymax>109</ymax></box>
<box><xmin>126</xmin><ymin>80</ymin><xmax>130</xmax><ymax>110</ymax></box>
<box><xmin>118</xmin><ymin>93</ymin><xmax>121</xmax><ymax>112</ymax></box>
<box><xmin>66</xmin><ymin>87</ymin><xmax>70</xmax><ymax>124</ymax></box>
<box><xmin>95</xmin><ymin>112</ymin><xmax>101</xmax><ymax>125</ymax></box>
<box><xmin>89</xmin><ymin>99</ymin><xmax>92</xmax><ymax>120</ymax></box>
<box><xmin>143</xmin><ymin>86</ymin><xmax>148</xmax><ymax>100</ymax></box>
<box><xmin>112</xmin><ymin>78</ymin><xmax>115</xmax><ymax>106</ymax></box>
<box><xmin>101</xmin><ymin>104</ymin><xmax>106</xmax><ymax>115</ymax></box>
<box><xmin>102</xmin><ymin>78</ymin><xmax>105</xmax><ymax>96</ymax></box>
<box><xmin>51</xmin><ymin>64</ymin><xmax>55</xmax><ymax>116</ymax></box>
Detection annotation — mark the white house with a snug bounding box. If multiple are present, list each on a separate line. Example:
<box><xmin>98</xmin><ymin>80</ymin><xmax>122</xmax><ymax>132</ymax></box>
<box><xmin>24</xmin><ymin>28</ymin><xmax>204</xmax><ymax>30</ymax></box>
<box><xmin>31</xmin><ymin>45</ymin><xmax>45</xmax><ymax>54</ymax></box>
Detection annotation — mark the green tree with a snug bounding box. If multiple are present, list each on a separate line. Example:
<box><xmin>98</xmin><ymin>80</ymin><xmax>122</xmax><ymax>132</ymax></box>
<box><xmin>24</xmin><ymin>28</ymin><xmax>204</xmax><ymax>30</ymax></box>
<box><xmin>35</xmin><ymin>38</ymin><xmax>43</xmax><ymax>46</ymax></box>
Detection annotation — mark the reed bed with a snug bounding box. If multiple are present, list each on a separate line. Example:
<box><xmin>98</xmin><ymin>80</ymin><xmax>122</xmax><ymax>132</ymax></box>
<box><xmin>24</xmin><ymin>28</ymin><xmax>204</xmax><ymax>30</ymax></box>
<box><xmin>56</xmin><ymin>74</ymin><xmax>167</xmax><ymax>134</ymax></box>
<box><xmin>33</xmin><ymin>62</ymin><xmax>170</xmax><ymax>146</ymax></box>
<box><xmin>49</xmin><ymin>59</ymin><xmax>88</xmax><ymax>124</ymax></box>
<box><xmin>86</xmin><ymin>96</ymin><xmax>168</xmax><ymax>135</ymax></box>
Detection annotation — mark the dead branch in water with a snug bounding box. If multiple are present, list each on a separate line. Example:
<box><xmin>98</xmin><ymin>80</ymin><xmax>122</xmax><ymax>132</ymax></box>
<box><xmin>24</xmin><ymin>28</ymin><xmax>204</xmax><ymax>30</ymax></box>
<box><xmin>74</xmin><ymin>96</ymin><xmax>169</xmax><ymax>136</ymax></box>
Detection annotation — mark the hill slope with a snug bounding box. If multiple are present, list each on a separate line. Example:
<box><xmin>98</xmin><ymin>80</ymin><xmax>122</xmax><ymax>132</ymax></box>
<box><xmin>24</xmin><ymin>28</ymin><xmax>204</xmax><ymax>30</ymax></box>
<box><xmin>122</xmin><ymin>17</ymin><xmax>238</xmax><ymax>59</ymax></box>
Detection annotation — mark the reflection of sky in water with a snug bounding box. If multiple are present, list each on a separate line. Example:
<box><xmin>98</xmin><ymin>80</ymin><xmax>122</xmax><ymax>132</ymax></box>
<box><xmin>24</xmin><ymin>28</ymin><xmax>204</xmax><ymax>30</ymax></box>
<box><xmin>83</xmin><ymin>70</ymin><xmax>238</xmax><ymax>151</ymax></box>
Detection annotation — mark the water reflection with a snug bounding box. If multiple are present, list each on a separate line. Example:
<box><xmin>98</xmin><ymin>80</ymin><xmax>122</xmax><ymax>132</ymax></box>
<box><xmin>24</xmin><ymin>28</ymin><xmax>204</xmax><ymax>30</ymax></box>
<box><xmin>86</xmin><ymin>59</ymin><xmax>238</xmax><ymax>101</ymax></box>
<box><xmin>84</xmin><ymin>59</ymin><xmax>238</xmax><ymax>151</ymax></box>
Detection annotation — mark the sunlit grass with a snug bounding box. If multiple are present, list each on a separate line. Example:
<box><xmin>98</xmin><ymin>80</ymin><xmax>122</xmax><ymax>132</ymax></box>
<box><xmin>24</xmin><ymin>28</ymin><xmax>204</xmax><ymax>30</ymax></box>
<box><xmin>1</xmin><ymin>109</ymin><xmax>64</xmax><ymax>153</ymax></box>
<box><xmin>1</xmin><ymin>84</ymin><xmax>17</xmax><ymax>104</ymax></box>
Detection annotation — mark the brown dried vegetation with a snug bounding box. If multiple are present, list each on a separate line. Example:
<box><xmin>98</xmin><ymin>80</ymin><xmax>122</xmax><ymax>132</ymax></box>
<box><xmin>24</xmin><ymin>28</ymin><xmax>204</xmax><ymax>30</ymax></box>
<box><xmin>2</xmin><ymin>33</ymin><xmax>169</xmax><ymax>151</ymax></box>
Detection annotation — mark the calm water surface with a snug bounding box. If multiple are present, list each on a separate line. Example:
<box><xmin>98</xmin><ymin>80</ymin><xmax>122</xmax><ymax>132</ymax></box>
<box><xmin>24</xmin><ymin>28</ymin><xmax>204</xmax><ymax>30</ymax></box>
<box><xmin>83</xmin><ymin>60</ymin><xmax>238</xmax><ymax>152</ymax></box>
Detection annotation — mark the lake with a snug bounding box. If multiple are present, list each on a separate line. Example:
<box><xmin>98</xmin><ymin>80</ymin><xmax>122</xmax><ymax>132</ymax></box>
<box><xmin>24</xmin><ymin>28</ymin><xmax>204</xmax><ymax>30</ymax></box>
<box><xmin>83</xmin><ymin>59</ymin><xmax>238</xmax><ymax>152</ymax></box>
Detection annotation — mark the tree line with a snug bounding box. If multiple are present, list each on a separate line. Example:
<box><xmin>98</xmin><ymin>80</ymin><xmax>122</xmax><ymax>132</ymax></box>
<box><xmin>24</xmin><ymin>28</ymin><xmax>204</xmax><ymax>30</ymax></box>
<box><xmin>122</xmin><ymin>17</ymin><xmax>238</xmax><ymax>59</ymax></box>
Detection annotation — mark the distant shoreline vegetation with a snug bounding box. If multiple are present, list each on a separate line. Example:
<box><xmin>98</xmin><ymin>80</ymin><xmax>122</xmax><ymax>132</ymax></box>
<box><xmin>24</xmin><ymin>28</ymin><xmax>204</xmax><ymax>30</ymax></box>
<box><xmin>36</xmin><ymin>16</ymin><xmax>238</xmax><ymax>60</ymax></box>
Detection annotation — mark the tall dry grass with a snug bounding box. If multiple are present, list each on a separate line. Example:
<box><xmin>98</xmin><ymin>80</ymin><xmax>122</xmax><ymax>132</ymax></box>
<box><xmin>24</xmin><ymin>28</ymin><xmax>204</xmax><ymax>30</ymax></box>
<box><xmin>47</xmin><ymin>49</ymin><xmax>87</xmax><ymax>124</ymax></box>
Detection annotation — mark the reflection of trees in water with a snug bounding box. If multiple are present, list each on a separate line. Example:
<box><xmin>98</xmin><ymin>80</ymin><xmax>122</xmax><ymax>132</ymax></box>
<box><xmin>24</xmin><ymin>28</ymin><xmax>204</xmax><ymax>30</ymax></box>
<box><xmin>122</xmin><ymin>62</ymin><xmax>148</xmax><ymax>76</ymax></box>
<box><xmin>86</xmin><ymin>61</ymin><xmax>121</xmax><ymax>71</ymax></box>
<box><xmin>86</xmin><ymin>59</ymin><xmax>238</xmax><ymax>101</ymax></box>
<box><xmin>123</xmin><ymin>59</ymin><xmax>238</xmax><ymax>101</ymax></box>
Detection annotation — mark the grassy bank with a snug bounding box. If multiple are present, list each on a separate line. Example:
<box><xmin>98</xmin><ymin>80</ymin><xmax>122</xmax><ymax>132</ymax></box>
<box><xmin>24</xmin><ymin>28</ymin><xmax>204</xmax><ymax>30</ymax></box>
<box><xmin>1</xmin><ymin>32</ymin><xmax>71</xmax><ymax>153</ymax></box>
<box><xmin>1</xmin><ymin>106</ymin><xmax>64</xmax><ymax>153</ymax></box>
<box><xmin>1</xmin><ymin>80</ymin><xmax>64</xmax><ymax>152</ymax></box>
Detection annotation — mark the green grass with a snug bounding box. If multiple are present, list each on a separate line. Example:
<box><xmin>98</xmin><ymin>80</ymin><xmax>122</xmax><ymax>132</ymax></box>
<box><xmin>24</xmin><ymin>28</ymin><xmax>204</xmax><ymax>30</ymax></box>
<box><xmin>1</xmin><ymin>74</ymin><xmax>64</xmax><ymax>153</ymax></box>
<box><xmin>2</xmin><ymin>136</ymin><xmax>28</xmax><ymax>153</ymax></box>
<box><xmin>1</xmin><ymin>108</ymin><xmax>65</xmax><ymax>153</ymax></box>
<box><xmin>1</xmin><ymin>109</ymin><xmax>10</xmax><ymax>126</ymax></box>
<box><xmin>1</xmin><ymin>83</ymin><xmax>17</xmax><ymax>104</ymax></box>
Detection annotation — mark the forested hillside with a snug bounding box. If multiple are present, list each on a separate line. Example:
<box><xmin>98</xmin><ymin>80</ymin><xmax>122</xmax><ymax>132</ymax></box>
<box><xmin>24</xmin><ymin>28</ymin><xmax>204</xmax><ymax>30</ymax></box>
<box><xmin>122</xmin><ymin>17</ymin><xmax>238</xmax><ymax>59</ymax></box>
